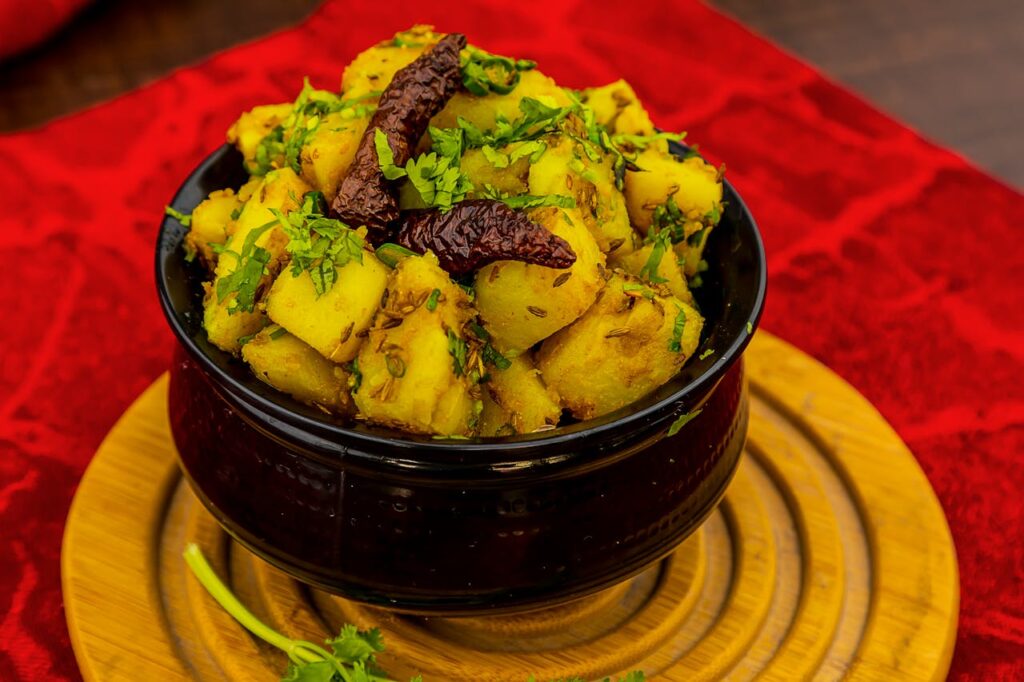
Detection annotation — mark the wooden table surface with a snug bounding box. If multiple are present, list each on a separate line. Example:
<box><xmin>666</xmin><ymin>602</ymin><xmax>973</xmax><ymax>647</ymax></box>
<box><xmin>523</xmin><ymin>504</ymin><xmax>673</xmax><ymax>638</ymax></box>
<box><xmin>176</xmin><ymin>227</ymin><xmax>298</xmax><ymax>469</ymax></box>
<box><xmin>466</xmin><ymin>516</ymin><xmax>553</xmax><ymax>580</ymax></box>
<box><xmin>1</xmin><ymin>0</ymin><xmax>1021</xmax><ymax>187</ymax></box>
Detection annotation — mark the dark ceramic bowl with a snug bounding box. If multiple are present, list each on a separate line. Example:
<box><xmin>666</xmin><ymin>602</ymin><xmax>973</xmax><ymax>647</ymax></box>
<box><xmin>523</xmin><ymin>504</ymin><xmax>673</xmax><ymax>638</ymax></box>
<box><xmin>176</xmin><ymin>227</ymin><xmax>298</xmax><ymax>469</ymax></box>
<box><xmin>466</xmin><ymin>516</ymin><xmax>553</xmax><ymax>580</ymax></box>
<box><xmin>157</xmin><ymin>143</ymin><xmax>766</xmax><ymax>615</ymax></box>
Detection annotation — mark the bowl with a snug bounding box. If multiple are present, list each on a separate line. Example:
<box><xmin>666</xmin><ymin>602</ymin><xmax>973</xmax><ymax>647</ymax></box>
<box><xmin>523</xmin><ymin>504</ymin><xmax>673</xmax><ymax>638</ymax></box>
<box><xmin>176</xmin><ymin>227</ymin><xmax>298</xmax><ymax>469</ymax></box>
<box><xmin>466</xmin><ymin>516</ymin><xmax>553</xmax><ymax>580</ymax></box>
<box><xmin>156</xmin><ymin>143</ymin><xmax>766</xmax><ymax>615</ymax></box>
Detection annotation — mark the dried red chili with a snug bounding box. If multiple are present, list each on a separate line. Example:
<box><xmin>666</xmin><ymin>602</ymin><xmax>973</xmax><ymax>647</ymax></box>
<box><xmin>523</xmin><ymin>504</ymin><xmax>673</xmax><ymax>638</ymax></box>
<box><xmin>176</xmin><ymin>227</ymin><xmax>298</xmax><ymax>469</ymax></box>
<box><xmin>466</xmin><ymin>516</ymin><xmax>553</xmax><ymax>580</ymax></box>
<box><xmin>396</xmin><ymin>200</ymin><xmax>576</xmax><ymax>275</ymax></box>
<box><xmin>331</xmin><ymin>33</ymin><xmax>467</xmax><ymax>231</ymax></box>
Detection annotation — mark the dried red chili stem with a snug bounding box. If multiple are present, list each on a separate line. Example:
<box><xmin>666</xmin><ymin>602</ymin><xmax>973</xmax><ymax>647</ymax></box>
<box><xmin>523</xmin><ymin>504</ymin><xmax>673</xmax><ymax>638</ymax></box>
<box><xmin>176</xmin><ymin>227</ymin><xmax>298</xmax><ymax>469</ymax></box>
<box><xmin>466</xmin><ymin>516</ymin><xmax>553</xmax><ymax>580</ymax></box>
<box><xmin>331</xmin><ymin>33</ymin><xmax>467</xmax><ymax>231</ymax></box>
<box><xmin>396</xmin><ymin>200</ymin><xmax>576</xmax><ymax>275</ymax></box>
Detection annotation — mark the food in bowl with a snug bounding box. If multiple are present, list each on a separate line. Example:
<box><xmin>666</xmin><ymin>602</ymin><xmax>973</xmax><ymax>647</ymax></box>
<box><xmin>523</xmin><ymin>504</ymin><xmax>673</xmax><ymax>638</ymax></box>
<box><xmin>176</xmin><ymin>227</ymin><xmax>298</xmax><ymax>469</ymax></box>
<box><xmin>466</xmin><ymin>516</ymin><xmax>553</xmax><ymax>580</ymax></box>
<box><xmin>168</xmin><ymin>25</ymin><xmax>725</xmax><ymax>438</ymax></box>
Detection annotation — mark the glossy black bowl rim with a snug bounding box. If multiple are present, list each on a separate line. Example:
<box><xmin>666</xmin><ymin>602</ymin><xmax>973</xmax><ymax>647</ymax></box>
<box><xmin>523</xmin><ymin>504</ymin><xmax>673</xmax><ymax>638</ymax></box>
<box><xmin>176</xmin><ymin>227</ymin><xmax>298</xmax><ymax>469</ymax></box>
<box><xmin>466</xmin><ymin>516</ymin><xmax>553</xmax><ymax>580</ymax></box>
<box><xmin>156</xmin><ymin>144</ymin><xmax>766</xmax><ymax>464</ymax></box>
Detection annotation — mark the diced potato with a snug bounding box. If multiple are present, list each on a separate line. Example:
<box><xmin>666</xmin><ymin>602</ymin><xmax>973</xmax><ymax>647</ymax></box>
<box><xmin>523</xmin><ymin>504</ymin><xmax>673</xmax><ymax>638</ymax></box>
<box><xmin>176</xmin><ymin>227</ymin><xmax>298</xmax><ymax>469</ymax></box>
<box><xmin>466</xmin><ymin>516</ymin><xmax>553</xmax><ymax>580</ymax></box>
<box><xmin>583</xmin><ymin>80</ymin><xmax>661</xmax><ymax>147</ymax></box>
<box><xmin>537</xmin><ymin>272</ymin><xmax>703</xmax><ymax>419</ymax></box>
<box><xmin>528</xmin><ymin>135</ymin><xmax>638</xmax><ymax>257</ymax></box>
<box><xmin>611</xmin><ymin>241</ymin><xmax>695</xmax><ymax>305</ymax></box>
<box><xmin>354</xmin><ymin>253</ymin><xmax>478</xmax><ymax>436</ymax></box>
<box><xmin>299</xmin><ymin>111</ymin><xmax>371</xmax><ymax>197</ymax></box>
<box><xmin>341</xmin><ymin>26</ymin><xmax>441</xmax><ymax>100</ymax></box>
<box><xmin>186</xmin><ymin>189</ymin><xmax>242</xmax><ymax>267</ymax></box>
<box><xmin>431</xmin><ymin>70</ymin><xmax>572</xmax><ymax>132</ymax></box>
<box><xmin>203</xmin><ymin>169</ymin><xmax>312</xmax><ymax>353</ymax></box>
<box><xmin>461</xmin><ymin>145</ymin><xmax>531</xmax><ymax>197</ymax></box>
<box><xmin>227</xmin><ymin>103</ymin><xmax>292</xmax><ymax>173</ymax></box>
<box><xmin>624</xmin><ymin>148</ymin><xmax>722</xmax><ymax>232</ymax></box>
<box><xmin>478</xmin><ymin>390</ymin><xmax>516</xmax><ymax>437</ymax></box>
<box><xmin>265</xmin><ymin>251</ymin><xmax>389</xmax><ymax>363</ymax></box>
<box><xmin>241</xmin><ymin>327</ymin><xmax>350</xmax><ymax>412</ymax></box>
<box><xmin>485</xmin><ymin>354</ymin><xmax>561</xmax><ymax>434</ymax></box>
<box><xmin>474</xmin><ymin>206</ymin><xmax>605</xmax><ymax>355</ymax></box>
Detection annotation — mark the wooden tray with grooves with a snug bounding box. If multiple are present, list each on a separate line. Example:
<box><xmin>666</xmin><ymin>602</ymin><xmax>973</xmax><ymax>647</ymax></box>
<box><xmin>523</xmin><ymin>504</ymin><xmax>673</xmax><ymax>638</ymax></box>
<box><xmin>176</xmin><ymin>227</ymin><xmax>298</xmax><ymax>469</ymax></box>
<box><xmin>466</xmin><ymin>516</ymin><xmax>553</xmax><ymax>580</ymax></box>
<box><xmin>61</xmin><ymin>333</ymin><xmax>959</xmax><ymax>681</ymax></box>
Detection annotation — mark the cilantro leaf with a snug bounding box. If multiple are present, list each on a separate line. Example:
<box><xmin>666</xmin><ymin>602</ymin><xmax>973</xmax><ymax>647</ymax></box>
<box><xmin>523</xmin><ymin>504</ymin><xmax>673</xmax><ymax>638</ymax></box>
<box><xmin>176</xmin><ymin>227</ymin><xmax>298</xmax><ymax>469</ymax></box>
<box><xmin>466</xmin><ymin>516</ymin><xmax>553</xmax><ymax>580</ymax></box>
<box><xmin>639</xmin><ymin>230</ymin><xmax>671</xmax><ymax>284</ymax></box>
<box><xmin>326</xmin><ymin>624</ymin><xmax>385</xmax><ymax>665</ymax></box>
<box><xmin>271</xmin><ymin>192</ymin><xmax>365</xmax><ymax>297</ymax></box>
<box><xmin>374</xmin><ymin>129</ymin><xmax>407</xmax><ymax>180</ymax></box>
<box><xmin>461</xmin><ymin>45</ymin><xmax>536</xmax><ymax>96</ymax></box>
<box><xmin>667</xmin><ymin>409</ymin><xmax>703</xmax><ymax>437</ymax></box>
<box><xmin>165</xmin><ymin>205</ymin><xmax>192</xmax><ymax>227</ymax></box>
<box><xmin>447</xmin><ymin>329</ymin><xmax>469</xmax><ymax>376</ymax></box>
<box><xmin>668</xmin><ymin>304</ymin><xmax>687</xmax><ymax>353</ymax></box>
<box><xmin>281</xmin><ymin>660</ymin><xmax>336</xmax><ymax>682</ymax></box>
<box><xmin>215</xmin><ymin>221</ymin><xmax>276</xmax><ymax>314</ymax></box>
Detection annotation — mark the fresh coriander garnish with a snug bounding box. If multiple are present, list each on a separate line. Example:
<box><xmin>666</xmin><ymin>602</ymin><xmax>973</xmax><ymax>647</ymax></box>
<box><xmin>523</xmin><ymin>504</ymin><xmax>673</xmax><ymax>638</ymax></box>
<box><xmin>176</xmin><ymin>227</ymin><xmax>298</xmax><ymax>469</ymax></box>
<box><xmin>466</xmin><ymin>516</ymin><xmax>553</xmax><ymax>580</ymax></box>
<box><xmin>667</xmin><ymin>408</ymin><xmax>703</xmax><ymax>436</ymax></box>
<box><xmin>668</xmin><ymin>304</ymin><xmax>687</xmax><ymax>353</ymax></box>
<box><xmin>447</xmin><ymin>329</ymin><xmax>468</xmax><ymax>376</ymax></box>
<box><xmin>699</xmin><ymin>348</ymin><xmax>715</xmax><ymax>360</ymax></box>
<box><xmin>252</xmin><ymin>79</ymin><xmax>378</xmax><ymax>176</ymax></box>
<box><xmin>164</xmin><ymin>205</ymin><xmax>192</xmax><ymax>227</ymax></box>
<box><xmin>478</xmin><ymin>184</ymin><xmax>576</xmax><ymax>210</ymax></box>
<box><xmin>347</xmin><ymin>357</ymin><xmax>362</xmax><ymax>393</ymax></box>
<box><xmin>214</xmin><ymin>221</ymin><xmax>276</xmax><ymax>314</ymax></box>
<box><xmin>458</xmin><ymin>97</ymin><xmax>573</xmax><ymax>149</ymax></box>
<box><xmin>269</xmin><ymin>326</ymin><xmax>288</xmax><ymax>340</ymax></box>
<box><xmin>639</xmin><ymin>230</ymin><xmax>671</xmax><ymax>284</ymax></box>
<box><xmin>747</xmin><ymin>321</ymin><xmax>754</xmax><ymax>334</ymax></box>
<box><xmin>461</xmin><ymin>45</ymin><xmax>536</xmax><ymax>96</ymax></box>
<box><xmin>375</xmin><ymin>129</ymin><xmax>473</xmax><ymax>212</ymax></box>
<box><xmin>375</xmin><ymin>242</ymin><xmax>417</xmax><ymax>268</ymax></box>
<box><xmin>271</xmin><ymin>192</ymin><xmax>365</xmax><ymax>297</ymax></box>
<box><xmin>622</xmin><ymin>282</ymin><xmax>655</xmax><ymax>300</ymax></box>
<box><xmin>424</xmin><ymin>288</ymin><xmax>442</xmax><ymax>312</ymax></box>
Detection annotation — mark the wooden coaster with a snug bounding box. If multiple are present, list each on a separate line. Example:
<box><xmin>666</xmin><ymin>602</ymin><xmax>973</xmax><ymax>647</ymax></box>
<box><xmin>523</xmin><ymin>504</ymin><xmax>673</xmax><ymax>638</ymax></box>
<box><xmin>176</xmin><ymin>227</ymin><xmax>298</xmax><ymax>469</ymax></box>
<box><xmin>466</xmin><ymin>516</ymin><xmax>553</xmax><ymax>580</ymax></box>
<box><xmin>62</xmin><ymin>333</ymin><xmax>958</xmax><ymax>681</ymax></box>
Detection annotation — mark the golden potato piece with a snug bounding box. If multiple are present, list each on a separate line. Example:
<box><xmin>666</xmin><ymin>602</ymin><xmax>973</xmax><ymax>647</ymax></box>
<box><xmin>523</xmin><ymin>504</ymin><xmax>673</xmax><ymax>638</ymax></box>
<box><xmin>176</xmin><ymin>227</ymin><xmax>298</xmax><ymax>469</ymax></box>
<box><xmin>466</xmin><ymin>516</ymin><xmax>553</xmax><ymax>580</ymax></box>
<box><xmin>474</xmin><ymin>206</ymin><xmax>605</xmax><ymax>355</ymax></box>
<box><xmin>625</xmin><ymin>148</ymin><xmax>722</xmax><ymax>232</ymax></box>
<box><xmin>242</xmin><ymin>327</ymin><xmax>349</xmax><ymax>412</ymax></box>
<box><xmin>431</xmin><ymin>70</ymin><xmax>571</xmax><ymax>132</ymax></box>
<box><xmin>528</xmin><ymin>135</ymin><xmax>637</xmax><ymax>257</ymax></box>
<box><xmin>265</xmin><ymin>251</ymin><xmax>388</xmax><ymax>364</ymax></box>
<box><xmin>354</xmin><ymin>253</ymin><xmax>478</xmax><ymax>436</ymax></box>
<box><xmin>477</xmin><ymin>390</ymin><xmax>516</xmax><ymax>437</ymax></box>
<box><xmin>583</xmin><ymin>79</ymin><xmax>660</xmax><ymax>145</ymax></box>
<box><xmin>227</xmin><ymin>103</ymin><xmax>292</xmax><ymax>173</ymax></box>
<box><xmin>460</xmin><ymin>144</ymin><xmax>531</xmax><ymax>198</ymax></box>
<box><xmin>203</xmin><ymin>169</ymin><xmax>311</xmax><ymax>354</ymax></box>
<box><xmin>299</xmin><ymin>111</ymin><xmax>371</xmax><ymax>197</ymax></box>
<box><xmin>537</xmin><ymin>272</ymin><xmax>703</xmax><ymax>419</ymax></box>
<box><xmin>485</xmin><ymin>354</ymin><xmax>561</xmax><ymax>434</ymax></box>
<box><xmin>341</xmin><ymin>26</ymin><xmax>441</xmax><ymax>100</ymax></box>
<box><xmin>611</xmin><ymin>240</ymin><xmax>695</xmax><ymax>305</ymax></box>
<box><xmin>186</xmin><ymin>189</ymin><xmax>241</xmax><ymax>267</ymax></box>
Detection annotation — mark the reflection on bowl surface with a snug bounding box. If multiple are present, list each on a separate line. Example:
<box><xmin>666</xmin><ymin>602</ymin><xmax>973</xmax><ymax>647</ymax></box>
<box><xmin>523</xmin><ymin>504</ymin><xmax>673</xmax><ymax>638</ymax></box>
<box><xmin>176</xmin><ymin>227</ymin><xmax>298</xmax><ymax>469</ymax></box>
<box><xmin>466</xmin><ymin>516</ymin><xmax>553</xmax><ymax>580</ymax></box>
<box><xmin>157</xmin><ymin>144</ymin><xmax>765</xmax><ymax>614</ymax></box>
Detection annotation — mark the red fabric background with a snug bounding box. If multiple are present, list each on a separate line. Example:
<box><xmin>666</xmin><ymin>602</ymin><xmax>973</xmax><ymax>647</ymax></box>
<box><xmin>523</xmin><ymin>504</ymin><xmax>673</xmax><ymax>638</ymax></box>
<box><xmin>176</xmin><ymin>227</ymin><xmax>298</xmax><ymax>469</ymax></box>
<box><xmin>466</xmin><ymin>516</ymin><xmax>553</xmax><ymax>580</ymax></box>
<box><xmin>0</xmin><ymin>0</ymin><xmax>1021</xmax><ymax>679</ymax></box>
<box><xmin>0</xmin><ymin>0</ymin><xmax>90</xmax><ymax>61</ymax></box>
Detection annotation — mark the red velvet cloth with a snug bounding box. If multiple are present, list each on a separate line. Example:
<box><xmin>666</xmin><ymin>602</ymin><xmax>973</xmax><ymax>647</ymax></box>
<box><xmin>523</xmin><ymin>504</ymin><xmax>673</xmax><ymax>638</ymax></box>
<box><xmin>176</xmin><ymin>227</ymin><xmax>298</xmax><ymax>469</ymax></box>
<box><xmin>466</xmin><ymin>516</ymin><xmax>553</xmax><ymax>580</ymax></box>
<box><xmin>0</xmin><ymin>0</ymin><xmax>1021</xmax><ymax>679</ymax></box>
<box><xmin>0</xmin><ymin>0</ymin><xmax>89</xmax><ymax>61</ymax></box>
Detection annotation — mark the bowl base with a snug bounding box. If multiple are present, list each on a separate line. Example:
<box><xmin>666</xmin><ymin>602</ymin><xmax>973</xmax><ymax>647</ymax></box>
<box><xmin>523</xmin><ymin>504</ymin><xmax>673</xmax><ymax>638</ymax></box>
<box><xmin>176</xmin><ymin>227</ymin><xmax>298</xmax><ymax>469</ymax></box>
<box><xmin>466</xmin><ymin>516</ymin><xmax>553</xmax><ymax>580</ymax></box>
<box><xmin>62</xmin><ymin>333</ymin><xmax>957</xmax><ymax>681</ymax></box>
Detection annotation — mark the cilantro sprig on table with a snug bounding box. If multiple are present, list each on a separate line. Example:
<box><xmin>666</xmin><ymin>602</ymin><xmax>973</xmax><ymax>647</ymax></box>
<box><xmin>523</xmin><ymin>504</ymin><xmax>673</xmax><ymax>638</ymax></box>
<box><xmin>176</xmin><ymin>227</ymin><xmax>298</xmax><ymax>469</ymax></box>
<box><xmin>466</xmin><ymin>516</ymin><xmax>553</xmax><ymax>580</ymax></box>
<box><xmin>184</xmin><ymin>544</ymin><xmax>643</xmax><ymax>682</ymax></box>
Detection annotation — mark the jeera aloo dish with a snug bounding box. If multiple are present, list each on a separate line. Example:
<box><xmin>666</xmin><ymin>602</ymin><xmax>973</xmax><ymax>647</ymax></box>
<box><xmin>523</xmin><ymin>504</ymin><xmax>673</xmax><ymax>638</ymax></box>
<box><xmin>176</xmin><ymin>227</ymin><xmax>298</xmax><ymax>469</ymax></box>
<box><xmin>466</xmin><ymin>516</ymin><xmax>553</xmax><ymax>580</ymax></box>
<box><xmin>168</xmin><ymin>26</ymin><xmax>725</xmax><ymax>439</ymax></box>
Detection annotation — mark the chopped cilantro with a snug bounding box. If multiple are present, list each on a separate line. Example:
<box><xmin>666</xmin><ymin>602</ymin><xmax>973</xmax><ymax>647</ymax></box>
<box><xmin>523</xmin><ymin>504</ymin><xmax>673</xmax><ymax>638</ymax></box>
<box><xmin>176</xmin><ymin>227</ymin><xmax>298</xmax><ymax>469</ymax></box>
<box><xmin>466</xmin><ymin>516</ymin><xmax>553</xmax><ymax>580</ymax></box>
<box><xmin>347</xmin><ymin>357</ymin><xmax>362</xmax><ymax>393</ymax></box>
<box><xmin>478</xmin><ymin>184</ymin><xmax>575</xmax><ymax>210</ymax></box>
<box><xmin>374</xmin><ymin>242</ymin><xmax>417</xmax><ymax>268</ymax></box>
<box><xmin>482</xmin><ymin>343</ymin><xmax>512</xmax><ymax>370</ymax></box>
<box><xmin>215</xmin><ymin>221</ymin><xmax>276</xmax><ymax>314</ymax></box>
<box><xmin>747</xmin><ymin>321</ymin><xmax>754</xmax><ymax>334</ymax></box>
<box><xmin>269</xmin><ymin>326</ymin><xmax>288</xmax><ymax>341</ymax></box>
<box><xmin>639</xmin><ymin>230</ymin><xmax>671</xmax><ymax>284</ymax></box>
<box><xmin>425</xmin><ymin>288</ymin><xmax>441</xmax><ymax>311</ymax></box>
<box><xmin>668</xmin><ymin>304</ymin><xmax>687</xmax><ymax>353</ymax></box>
<box><xmin>251</xmin><ymin>79</ymin><xmax>378</xmax><ymax>176</ymax></box>
<box><xmin>461</xmin><ymin>45</ymin><xmax>536</xmax><ymax>96</ymax></box>
<box><xmin>271</xmin><ymin>192</ymin><xmax>364</xmax><ymax>297</ymax></box>
<box><xmin>622</xmin><ymin>282</ymin><xmax>656</xmax><ymax>300</ymax></box>
<box><xmin>375</xmin><ymin>129</ymin><xmax>472</xmax><ymax>212</ymax></box>
<box><xmin>667</xmin><ymin>408</ymin><xmax>703</xmax><ymax>437</ymax></box>
<box><xmin>447</xmin><ymin>329</ymin><xmax>468</xmax><ymax>376</ymax></box>
<box><xmin>165</xmin><ymin>205</ymin><xmax>192</xmax><ymax>227</ymax></box>
<box><xmin>699</xmin><ymin>348</ymin><xmax>715</xmax><ymax>360</ymax></box>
